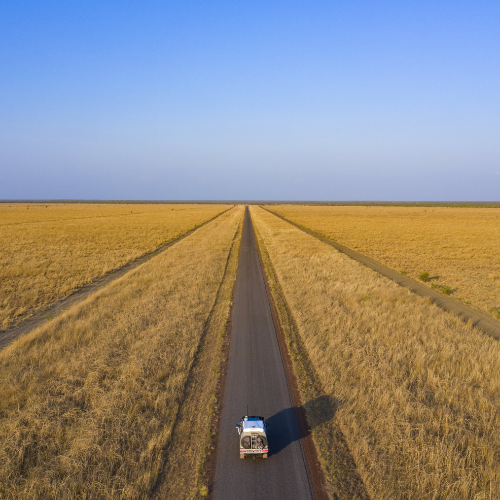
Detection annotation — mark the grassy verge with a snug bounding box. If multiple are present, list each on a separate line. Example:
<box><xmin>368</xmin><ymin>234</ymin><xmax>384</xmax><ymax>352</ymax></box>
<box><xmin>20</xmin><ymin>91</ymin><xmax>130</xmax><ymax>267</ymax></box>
<box><xmin>251</xmin><ymin>206</ymin><xmax>500</xmax><ymax>499</ymax></box>
<box><xmin>0</xmin><ymin>206</ymin><xmax>243</xmax><ymax>499</ymax></box>
<box><xmin>153</xmin><ymin>211</ymin><xmax>243</xmax><ymax>499</ymax></box>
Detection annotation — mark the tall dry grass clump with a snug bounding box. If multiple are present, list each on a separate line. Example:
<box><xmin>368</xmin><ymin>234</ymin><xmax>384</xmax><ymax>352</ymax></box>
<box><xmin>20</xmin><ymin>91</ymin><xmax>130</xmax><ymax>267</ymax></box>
<box><xmin>268</xmin><ymin>204</ymin><xmax>500</xmax><ymax>319</ymax></box>
<box><xmin>0</xmin><ymin>203</ymin><xmax>231</xmax><ymax>328</ymax></box>
<box><xmin>251</xmin><ymin>206</ymin><xmax>500</xmax><ymax>499</ymax></box>
<box><xmin>0</xmin><ymin>206</ymin><xmax>243</xmax><ymax>499</ymax></box>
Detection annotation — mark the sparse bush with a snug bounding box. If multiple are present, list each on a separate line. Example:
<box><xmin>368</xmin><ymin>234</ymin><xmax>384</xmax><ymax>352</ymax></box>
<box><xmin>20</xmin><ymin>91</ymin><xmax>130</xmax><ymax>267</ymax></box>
<box><xmin>441</xmin><ymin>285</ymin><xmax>452</xmax><ymax>295</ymax></box>
<box><xmin>489</xmin><ymin>307</ymin><xmax>500</xmax><ymax>319</ymax></box>
<box><xmin>418</xmin><ymin>272</ymin><xmax>430</xmax><ymax>282</ymax></box>
<box><xmin>399</xmin><ymin>270</ymin><xmax>407</xmax><ymax>275</ymax></box>
<box><xmin>431</xmin><ymin>283</ymin><xmax>439</xmax><ymax>289</ymax></box>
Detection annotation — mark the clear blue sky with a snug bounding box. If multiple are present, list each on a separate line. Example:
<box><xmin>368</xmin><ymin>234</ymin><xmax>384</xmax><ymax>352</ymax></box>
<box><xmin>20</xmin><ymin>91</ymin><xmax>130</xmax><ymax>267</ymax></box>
<box><xmin>1</xmin><ymin>1</ymin><xmax>499</xmax><ymax>200</ymax></box>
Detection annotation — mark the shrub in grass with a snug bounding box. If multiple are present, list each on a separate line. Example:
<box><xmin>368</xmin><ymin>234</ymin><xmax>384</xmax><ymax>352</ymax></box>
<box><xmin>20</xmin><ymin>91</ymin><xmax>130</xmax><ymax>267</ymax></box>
<box><xmin>419</xmin><ymin>272</ymin><xmax>430</xmax><ymax>282</ymax></box>
<box><xmin>489</xmin><ymin>307</ymin><xmax>500</xmax><ymax>319</ymax></box>
<box><xmin>441</xmin><ymin>285</ymin><xmax>452</xmax><ymax>295</ymax></box>
<box><xmin>431</xmin><ymin>283</ymin><xmax>439</xmax><ymax>289</ymax></box>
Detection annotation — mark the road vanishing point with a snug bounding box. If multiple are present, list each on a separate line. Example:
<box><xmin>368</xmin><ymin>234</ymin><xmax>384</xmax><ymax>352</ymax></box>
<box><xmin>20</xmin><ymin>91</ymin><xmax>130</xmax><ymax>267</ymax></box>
<box><xmin>212</xmin><ymin>207</ymin><xmax>314</xmax><ymax>500</ymax></box>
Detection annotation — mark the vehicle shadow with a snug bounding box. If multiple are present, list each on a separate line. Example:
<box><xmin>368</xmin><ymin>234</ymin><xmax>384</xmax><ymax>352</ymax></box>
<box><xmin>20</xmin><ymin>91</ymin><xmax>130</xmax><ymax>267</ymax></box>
<box><xmin>266</xmin><ymin>395</ymin><xmax>338</xmax><ymax>456</ymax></box>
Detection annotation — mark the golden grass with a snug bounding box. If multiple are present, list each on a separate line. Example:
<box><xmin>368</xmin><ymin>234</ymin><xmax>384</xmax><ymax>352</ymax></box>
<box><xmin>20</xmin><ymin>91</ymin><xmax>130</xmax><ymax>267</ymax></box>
<box><xmin>251</xmin><ymin>206</ymin><xmax>500</xmax><ymax>499</ymax></box>
<box><xmin>0</xmin><ymin>203</ymin><xmax>231</xmax><ymax>328</ymax></box>
<box><xmin>0</xmin><ymin>206</ymin><xmax>243</xmax><ymax>499</ymax></box>
<box><xmin>267</xmin><ymin>205</ymin><xmax>500</xmax><ymax>320</ymax></box>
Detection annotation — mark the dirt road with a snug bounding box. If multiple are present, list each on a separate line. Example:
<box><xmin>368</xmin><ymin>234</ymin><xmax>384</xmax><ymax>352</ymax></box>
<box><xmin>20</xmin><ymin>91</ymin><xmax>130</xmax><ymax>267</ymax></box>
<box><xmin>265</xmin><ymin>208</ymin><xmax>500</xmax><ymax>340</ymax></box>
<box><xmin>211</xmin><ymin>208</ymin><xmax>313</xmax><ymax>499</ymax></box>
<box><xmin>0</xmin><ymin>208</ymin><xmax>232</xmax><ymax>351</ymax></box>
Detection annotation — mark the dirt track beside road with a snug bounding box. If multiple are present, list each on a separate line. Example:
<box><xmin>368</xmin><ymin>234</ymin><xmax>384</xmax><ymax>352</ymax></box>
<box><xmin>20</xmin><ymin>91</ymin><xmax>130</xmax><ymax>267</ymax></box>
<box><xmin>264</xmin><ymin>207</ymin><xmax>500</xmax><ymax>341</ymax></box>
<box><xmin>0</xmin><ymin>207</ymin><xmax>232</xmax><ymax>351</ymax></box>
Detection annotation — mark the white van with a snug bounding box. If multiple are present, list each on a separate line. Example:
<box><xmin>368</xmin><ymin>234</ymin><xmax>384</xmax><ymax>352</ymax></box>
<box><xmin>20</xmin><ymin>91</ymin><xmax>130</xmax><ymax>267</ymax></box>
<box><xmin>236</xmin><ymin>416</ymin><xmax>268</xmax><ymax>458</ymax></box>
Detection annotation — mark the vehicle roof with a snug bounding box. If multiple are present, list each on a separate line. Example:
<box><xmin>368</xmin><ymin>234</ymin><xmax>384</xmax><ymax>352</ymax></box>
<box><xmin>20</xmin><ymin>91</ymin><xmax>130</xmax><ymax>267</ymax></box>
<box><xmin>242</xmin><ymin>419</ymin><xmax>265</xmax><ymax>432</ymax></box>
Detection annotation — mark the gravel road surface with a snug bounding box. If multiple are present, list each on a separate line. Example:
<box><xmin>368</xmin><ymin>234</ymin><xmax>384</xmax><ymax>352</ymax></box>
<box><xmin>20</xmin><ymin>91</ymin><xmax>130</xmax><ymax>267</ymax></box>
<box><xmin>212</xmin><ymin>208</ymin><xmax>313</xmax><ymax>500</ymax></box>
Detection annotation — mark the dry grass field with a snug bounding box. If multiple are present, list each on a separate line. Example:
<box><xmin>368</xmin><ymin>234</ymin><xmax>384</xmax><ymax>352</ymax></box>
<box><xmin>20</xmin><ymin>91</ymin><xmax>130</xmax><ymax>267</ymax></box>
<box><xmin>251</xmin><ymin>206</ymin><xmax>500</xmax><ymax>499</ymax></box>
<box><xmin>0</xmin><ymin>206</ymin><xmax>243</xmax><ymax>499</ymax></box>
<box><xmin>267</xmin><ymin>205</ymin><xmax>500</xmax><ymax>320</ymax></box>
<box><xmin>0</xmin><ymin>203</ymin><xmax>231</xmax><ymax>328</ymax></box>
